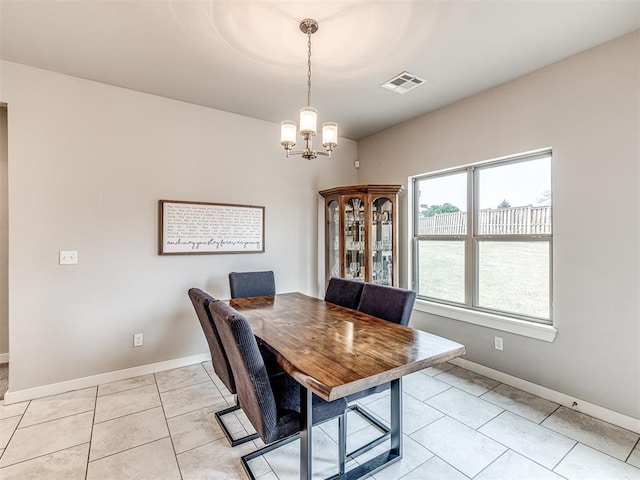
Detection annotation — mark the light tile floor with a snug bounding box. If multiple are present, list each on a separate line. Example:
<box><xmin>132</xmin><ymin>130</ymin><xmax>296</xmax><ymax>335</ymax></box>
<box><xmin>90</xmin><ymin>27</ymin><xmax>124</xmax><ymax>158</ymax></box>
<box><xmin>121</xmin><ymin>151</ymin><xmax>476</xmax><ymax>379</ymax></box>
<box><xmin>0</xmin><ymin>361</ymin><xmax>639</xmax><ymax>479</ymax></box>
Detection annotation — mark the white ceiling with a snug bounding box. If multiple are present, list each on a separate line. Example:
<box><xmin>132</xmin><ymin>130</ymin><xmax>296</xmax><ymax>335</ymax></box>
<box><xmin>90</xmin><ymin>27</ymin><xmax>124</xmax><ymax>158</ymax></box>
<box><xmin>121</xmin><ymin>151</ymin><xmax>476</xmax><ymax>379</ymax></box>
<box><xmin>1</xmin><ymin>1</ymin><xmax>639</xmax><ymax>140</ymax></box>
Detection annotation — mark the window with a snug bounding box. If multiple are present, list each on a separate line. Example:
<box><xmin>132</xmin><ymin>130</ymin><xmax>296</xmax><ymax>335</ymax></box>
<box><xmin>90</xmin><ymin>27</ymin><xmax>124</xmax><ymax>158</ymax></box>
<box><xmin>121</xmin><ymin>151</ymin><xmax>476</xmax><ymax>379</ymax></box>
<box><xmin>413</xmin><ymin>150</ymin><xmax>552</xmax><ymax>324</ymax></box>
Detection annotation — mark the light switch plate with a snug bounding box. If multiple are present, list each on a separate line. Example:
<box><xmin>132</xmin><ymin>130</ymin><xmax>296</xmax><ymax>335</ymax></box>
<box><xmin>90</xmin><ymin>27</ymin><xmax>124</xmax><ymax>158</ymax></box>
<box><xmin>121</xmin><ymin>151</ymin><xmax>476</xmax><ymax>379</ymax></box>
<box><xmin>59</xmin><ymin>250</ymin><xmax>78</xmax><ymax>265</ymax></box>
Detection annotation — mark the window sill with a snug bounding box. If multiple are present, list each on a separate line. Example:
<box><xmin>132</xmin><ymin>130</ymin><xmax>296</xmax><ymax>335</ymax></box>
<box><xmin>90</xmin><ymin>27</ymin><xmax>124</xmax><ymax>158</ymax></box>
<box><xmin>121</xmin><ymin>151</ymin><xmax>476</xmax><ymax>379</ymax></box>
<box><xmin>413</xmin><ymin>300</ymin><xmax>557</xmax><ymax>342</ymax></box>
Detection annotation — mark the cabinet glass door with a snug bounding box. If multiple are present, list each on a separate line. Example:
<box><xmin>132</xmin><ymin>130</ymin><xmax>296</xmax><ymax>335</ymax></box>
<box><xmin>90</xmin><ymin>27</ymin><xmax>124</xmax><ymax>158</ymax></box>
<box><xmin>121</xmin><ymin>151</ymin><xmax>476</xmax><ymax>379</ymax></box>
<box><xmin>345</xmin><ymin>197</ymin><xmax>365</xmax><ymax>280</ymax></box>
<box><xmin>327</xmin><ymin>200</ymin><xmax>340</xmax><ymax>278</ymax></box>
<box><xmin>372</xmin><ymin>197</ymin><xmax>393</xmax><ymax>285</ymax></box>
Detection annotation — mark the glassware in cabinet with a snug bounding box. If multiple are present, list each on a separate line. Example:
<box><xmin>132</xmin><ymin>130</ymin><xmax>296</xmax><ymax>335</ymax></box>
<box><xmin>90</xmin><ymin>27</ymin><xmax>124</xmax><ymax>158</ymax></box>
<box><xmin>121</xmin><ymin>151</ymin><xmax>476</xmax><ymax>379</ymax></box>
<box><xmin>327</xmin><ymin>200</ymin><xmax>340</xmax><ymax>278</ymax></box>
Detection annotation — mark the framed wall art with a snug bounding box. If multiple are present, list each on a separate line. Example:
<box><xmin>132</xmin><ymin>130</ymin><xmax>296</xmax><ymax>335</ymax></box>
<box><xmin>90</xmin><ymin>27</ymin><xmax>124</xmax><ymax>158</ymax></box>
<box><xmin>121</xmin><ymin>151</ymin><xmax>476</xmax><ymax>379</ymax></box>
<box><xmin>158</xmin><ymin>200</ymin><xmax>265</xmax><ymax>255</ymax></box>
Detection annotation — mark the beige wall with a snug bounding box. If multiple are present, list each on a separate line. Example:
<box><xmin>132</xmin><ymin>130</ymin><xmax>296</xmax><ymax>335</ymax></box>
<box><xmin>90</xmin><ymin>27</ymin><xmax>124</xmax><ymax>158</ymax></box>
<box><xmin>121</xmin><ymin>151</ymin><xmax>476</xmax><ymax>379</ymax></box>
<box><xmin>0</xmin><ymin>61</ymin><xmax>357</xmax><ymax>393</ymax></box>
<box><xmin>358</xmin><ymin>32</ymin><xmax>640</xmax><ymax>419</ymax></box>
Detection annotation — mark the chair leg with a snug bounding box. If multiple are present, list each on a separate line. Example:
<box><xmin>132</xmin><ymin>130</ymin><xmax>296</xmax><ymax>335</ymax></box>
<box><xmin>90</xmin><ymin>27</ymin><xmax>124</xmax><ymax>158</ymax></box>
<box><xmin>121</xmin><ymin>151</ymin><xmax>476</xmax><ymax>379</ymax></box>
<box><xmin>214</xmin><ymin>396</ymin><xmax>259</xmax><ymax>447</ymax></box>
<box><xmin>241</xmin><ymin>432</ymin><xmax>300</xmax><ymax>480</ymax></box>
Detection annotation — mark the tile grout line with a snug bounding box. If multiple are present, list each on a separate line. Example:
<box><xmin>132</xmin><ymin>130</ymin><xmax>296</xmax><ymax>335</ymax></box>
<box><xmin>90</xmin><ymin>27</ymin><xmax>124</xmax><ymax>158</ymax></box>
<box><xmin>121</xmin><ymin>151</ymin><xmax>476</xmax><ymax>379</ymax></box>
<box><xmin>96</xmin><ymin>378</ymin><xmax>156</xmax><ymax>398</ymax></box>
<box><xmin>471</xmin><ymin>448</ymin><xmax>511</xmax><ymax>479</ymax></box>
<box><xmin>94</xmin><ymin>404</ymin><xmax>163</xmax><ymax>425</ymax></box>
<box><xmin>164</xmin><ymin>399</ymin><xmax>232</xmax><ymax>423</ymax></box>
<box><xmin>539</xmin><ymin>403</ymin><xmax>561</xmax><ymax>424</ymax></box>
<box><xmin>253</xmin><ymin>440</ymin><xmax>280</xmax><ymax>480</ymax></box>
<box><xmin>0</xmin><ymin>415</ymin><xmax>21</xmax><ymax>461</ymax></box>
<box><xmin>431</xmin><ymin>372</ymin><xmax>500</xmax><ymax>398</ymax></box>
<box><xmin>87</xmin><ymin>436</ymin><xmax>173</xmax><ymax>464</ymax></box>
<box><xmin>476</xmin><ymin>402</ymin><xmax>559</xmax><ymax>430</ymax></box>
<box><xmin>16</xmin><ymin>406</ymin><xmax>96</xmax><ymax>429</ymax></box>
<box><xmin>550</xmin><ymin>441</ymin><xmax>579</xmax><ymax>477</ymax></box>
<box><xmin>624</xmin><ymin>436</ymin><xmax>640</xmax><ymax>463</ymax></box>
<box><xmin>154</xmin><ymin>371</ymin><xmax>184</xmax><ymax>480</ymax></box>
<box><xmin>202</xmin><ymin>368</ymin><xmax>236</xmax><ymax>408</ymax></box>
<box><xmin>13</xmin><ymin>399</ymin><xmax>31</xmax><ymax>430</ymax></box>
<box><xmin>488</xmin><ymin>412</ymin><xmax>580</xmax><ymax>467</ymax></box>
<box><xmin>85</xmin><ymin>388</ymin><xmax>99</xmax><ymax>480</ymax></box>
<box><xmin>541</xmin><ymin>410</ymin><xmax>639</xmax><ymax>463</ymax></box>
<box><xmin>171</xmin><ymin>437</ymin><xmax>219</xmax><ymax>457</ymax></box>
<box><xmin>0</xmin><ymin>399</ymin><xmax>32</xmax><ymax>466</ymax></box>
<box><xmin>486</xmin><ymin>381</ymin><xmax>502</xmax><ymax>394</ymax></box>
<box><xmin>157</xmin><ymin>378</ymin><xmax>214</xmax><ymax>395</ymax></box>
<box><xmin>155</xmin><ymin>362</ymin><xmax>213</xmax><ymax>395</ymax></box>
<box><xmin>472</xmin><ymin>406</ymin><xmax>506</xmax><ymax>431</ymax></box>
<box><xmin>0</xmin><ymin>441</ymin><xmax>91</xmax><ymax>471</ymax></box>
<box><xmin>424</xmin><ymin>450</ymin><xmax>471</xmax><ymax>479</ymax></box>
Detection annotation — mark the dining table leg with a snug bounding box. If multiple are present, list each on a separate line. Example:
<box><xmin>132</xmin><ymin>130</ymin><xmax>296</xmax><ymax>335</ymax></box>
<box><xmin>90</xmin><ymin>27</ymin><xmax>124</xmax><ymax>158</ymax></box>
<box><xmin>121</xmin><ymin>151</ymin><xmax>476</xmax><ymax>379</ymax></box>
<box><xmin>390</xmin><ymin>378</ymin><xmax>403</xmax><ymax>458</ymax></box>
<box><xmin>300</xmin><ymin>386</ymin><xmax>313</xmax><ymax>480</ymax></box>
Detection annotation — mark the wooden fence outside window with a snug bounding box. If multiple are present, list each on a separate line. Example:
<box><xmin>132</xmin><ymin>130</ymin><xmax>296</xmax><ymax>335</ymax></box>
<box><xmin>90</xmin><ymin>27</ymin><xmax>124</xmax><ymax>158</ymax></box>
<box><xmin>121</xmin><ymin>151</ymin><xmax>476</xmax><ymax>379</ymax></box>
<box><xmin>418</xmin><ymin>205</ymin><xmax>551</xmax><ymax>235</ymax></box>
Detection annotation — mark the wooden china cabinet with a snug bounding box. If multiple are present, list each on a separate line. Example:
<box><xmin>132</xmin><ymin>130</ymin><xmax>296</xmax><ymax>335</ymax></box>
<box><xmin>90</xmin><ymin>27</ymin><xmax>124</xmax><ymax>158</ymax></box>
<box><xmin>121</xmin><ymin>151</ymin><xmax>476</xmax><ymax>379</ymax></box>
<box><xmin>319</xmin><ymin>184</ymin><xmax>402</xmax><ymax>286</ymax></box>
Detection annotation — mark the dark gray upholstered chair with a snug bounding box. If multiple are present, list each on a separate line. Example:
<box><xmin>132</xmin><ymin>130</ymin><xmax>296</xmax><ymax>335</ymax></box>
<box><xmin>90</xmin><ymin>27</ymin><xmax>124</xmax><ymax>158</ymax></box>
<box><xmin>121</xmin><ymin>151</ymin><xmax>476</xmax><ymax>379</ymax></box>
<box><xmin>345</xmin><ymin>282</ymin><xmax>418</xmax><ymax>457</ymax></box>
<box><xmin>188</xmin><ymin>288</ymin><xmax>259</xmax><ymax>447</ymax></box>
<box><xmin>228</xmin><ymin>270</ymin><xmax>281</xmax><ymax>375</ymax></box>
<box><xmin>209</xmin><ymin>300</ymin><xmax>348</xmax><ymax>477</ymax></box>
<box><xmin>356</xmin><ymin>283</ymin><xmax>417</xmax><ymax>326</ymax></box>
<box><xmin>228</xmin><ymin>270</ymin><xmax>276</xmax><ymax>299</ymax></box>
<box><xmin>324</xmin><ymin>277</ymin><xmax>365</xmax><ymax>310</ymax></box>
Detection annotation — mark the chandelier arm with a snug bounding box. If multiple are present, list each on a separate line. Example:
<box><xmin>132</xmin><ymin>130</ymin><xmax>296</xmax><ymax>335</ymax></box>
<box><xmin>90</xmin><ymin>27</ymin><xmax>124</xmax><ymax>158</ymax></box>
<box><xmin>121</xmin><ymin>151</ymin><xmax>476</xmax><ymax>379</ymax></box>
<box><xmin>287</xmin><ymin>150</ymin><xmax>330</xmax><ymax>157</ymax></box>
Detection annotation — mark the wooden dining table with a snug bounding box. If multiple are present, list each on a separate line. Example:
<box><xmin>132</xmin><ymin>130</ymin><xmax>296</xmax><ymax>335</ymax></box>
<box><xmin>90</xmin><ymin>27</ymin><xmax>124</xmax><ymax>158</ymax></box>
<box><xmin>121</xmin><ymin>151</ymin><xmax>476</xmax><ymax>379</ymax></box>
<box><xmin>226</xmin><ymin>292</ymin><xmax>466</xmax><ymax>480</ymax></box>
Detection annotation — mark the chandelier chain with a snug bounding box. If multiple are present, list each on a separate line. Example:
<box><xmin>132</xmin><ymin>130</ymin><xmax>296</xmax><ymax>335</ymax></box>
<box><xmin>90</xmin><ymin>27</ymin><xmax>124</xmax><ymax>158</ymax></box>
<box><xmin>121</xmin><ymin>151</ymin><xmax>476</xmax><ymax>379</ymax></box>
<box><xmin>306</xmin><ymin>30</ymin><xmax>312</xmax><ymax>107</ymax></box>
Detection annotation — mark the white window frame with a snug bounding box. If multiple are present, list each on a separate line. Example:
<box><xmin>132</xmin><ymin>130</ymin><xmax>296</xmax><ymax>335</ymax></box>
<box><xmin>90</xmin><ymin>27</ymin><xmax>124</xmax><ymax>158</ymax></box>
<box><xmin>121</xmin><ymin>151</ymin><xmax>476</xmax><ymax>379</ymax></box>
<box><xmin>409</xmin><ymin>148</ymin><xmax>557</xmax><ymax>342</ymax></box>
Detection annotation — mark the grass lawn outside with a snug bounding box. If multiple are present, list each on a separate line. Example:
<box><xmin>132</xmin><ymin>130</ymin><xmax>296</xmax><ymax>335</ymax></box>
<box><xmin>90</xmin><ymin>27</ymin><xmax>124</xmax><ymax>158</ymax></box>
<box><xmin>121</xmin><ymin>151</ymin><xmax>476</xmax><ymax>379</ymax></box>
<box><xmin>417</xmin><ymin>240</ymin><xmax>550</xmax><ymax>320</ymax></box>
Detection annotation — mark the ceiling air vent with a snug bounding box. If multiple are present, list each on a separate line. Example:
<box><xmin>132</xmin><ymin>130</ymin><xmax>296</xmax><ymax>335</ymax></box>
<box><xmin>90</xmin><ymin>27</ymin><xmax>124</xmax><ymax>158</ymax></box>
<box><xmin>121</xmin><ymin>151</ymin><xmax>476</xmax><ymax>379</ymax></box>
<box><xmin>381</xmin><ymin>71</ymin><xmax>426</xmax><ymax>94</ymax></box>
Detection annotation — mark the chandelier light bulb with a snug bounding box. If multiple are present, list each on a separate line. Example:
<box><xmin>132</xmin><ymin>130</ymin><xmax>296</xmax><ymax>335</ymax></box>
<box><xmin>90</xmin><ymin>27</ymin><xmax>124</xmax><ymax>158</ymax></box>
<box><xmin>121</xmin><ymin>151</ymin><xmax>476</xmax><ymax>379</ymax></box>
<box><xmin>299</xmin><ymin>107</ymin><xmax>318</xmax><ymax>135</ymax></box>
<box><xmin>281</xmin><ymin>121</ymin><xmax>297</xmax><ymax>147</ymax></box>
<box><xmin>322</xmin><ymin>122</ymin><xmax>338</xmax><ymax>148</ymax></box>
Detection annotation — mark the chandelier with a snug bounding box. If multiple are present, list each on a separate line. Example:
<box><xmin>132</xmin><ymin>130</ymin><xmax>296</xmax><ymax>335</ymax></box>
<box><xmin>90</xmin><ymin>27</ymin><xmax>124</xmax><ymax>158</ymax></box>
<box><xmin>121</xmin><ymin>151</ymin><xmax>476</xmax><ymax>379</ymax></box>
<box><xmin>280</xmin><ymin>18</ymin><xmax>338</xmax><ymax>160</ymax></box>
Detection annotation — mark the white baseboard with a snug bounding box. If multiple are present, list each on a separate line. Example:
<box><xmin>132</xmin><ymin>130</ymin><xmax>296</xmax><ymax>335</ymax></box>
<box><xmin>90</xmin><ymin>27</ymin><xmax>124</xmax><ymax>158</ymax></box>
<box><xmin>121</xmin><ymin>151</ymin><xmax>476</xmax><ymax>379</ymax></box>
<box><xmin>3</xmin><ymin>353</ymin><xmax>211</xmax><ymax>405</ymax></box>
<box><xmin>0</xmin><ymin>353</ymin><xmax>8</xmax><ymax>363</ymax></box>
<box><xmin>450</xmin><ymin>357</ymin><xmax>640</xmax><ymax>434</ymax></box>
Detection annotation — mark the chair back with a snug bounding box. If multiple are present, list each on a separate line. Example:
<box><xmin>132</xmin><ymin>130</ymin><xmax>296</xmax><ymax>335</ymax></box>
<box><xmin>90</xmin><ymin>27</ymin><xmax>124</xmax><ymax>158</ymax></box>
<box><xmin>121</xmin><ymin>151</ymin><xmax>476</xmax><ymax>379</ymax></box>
<box><xmin>209</xmin><ymin>301</ymin><xmax>278</xmax><ymax>443</ymax></box>
<box><xmin>357</xmin><ymin>283</ymin><xmax>417</xmax><ymax>326</ymax></box>
<box><xmin>187</xmin><ymin>288</ymin><xmax>236</xmax><ymax>394</ymax></box>
<box><xmin>229</xmin><ymin>271</ymin><xmax>276</xmax><ymax>299</ymax></box>
<box><xmin>324</xmin><ymin>277</ymin><xmax>364</xmax><ymax>310</ymax></box>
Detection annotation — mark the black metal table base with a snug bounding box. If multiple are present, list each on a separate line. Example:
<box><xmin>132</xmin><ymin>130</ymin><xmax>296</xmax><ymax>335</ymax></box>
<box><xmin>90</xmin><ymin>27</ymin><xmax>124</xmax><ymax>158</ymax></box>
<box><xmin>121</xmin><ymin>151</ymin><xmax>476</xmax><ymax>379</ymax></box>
<box><xmin>240</xmin><ymin>379</ymin><xmax>403</xmax><ymax>480</ymax></box>
<box><xmin>327</xmin><ymin>451</ymin><xmax>401</xmax><ymax>480</ymax></box>
<box><xmin>239</xmin><ymin>429</ymin><xmax>400</xmax><ymax>480</ymax></box>
<box><xmin>346</xmin><ymin>403</ymin><xmax>390</xmax><ymax>459</ymax></box>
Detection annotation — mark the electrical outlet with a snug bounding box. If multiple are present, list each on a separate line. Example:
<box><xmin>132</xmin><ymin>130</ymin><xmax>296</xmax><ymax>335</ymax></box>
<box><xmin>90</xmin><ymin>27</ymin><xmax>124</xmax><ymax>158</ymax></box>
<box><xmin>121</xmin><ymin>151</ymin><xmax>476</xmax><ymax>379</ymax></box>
<box><xmin>133</xmin><ymin>333</ymin><xmax>144</xmax><ymax>347</ymax></box>
<box><xmin>59</xmin><ymin>250</ymin><xmax>78</xmax><ymax>265</ymax></box>
<box><xmin>494</xmin><ymin>336</ymin><xmax>504</xmax><ymax>351</ymax></box>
